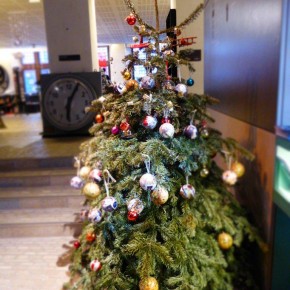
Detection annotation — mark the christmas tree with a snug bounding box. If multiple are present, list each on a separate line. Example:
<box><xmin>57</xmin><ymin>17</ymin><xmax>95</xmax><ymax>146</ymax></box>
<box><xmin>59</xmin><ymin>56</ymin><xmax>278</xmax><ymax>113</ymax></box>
<box><xmin>66</xmin><ymin>1</ymin><xmax>264</xmax><ymax>289</ymax></box>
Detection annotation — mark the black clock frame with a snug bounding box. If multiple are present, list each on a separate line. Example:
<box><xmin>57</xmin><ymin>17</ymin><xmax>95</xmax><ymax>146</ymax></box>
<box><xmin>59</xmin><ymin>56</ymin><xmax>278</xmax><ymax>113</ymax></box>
<box><xmin>40</xmin><ymin>72</ymin><xmax>102</xmax><ymax>137</ymax></box>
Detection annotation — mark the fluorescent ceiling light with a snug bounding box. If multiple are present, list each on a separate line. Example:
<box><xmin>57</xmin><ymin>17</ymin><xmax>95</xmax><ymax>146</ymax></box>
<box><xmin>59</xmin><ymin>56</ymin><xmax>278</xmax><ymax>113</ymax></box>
<box><xmin>29</xmin><ymin>0</ymin><xmax>41</xmax><ymax>3</ymax></box>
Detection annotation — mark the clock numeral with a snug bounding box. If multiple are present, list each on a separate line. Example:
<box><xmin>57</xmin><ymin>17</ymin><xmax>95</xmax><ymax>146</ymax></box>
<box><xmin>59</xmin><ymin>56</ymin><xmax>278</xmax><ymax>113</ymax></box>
<box><xmin>52</xmin><ymin>92</ymin><xmax>58</xmax><ymax>99</ymax></box>
<box><xmin>81</xmin><ymin>92</ymin><xmax>87</xmax><ymax>98</ymax></box>
<box><xmin>66</xmin><ymin>83</ymin><xmax>73</xmax><ymax>90</ymax></box>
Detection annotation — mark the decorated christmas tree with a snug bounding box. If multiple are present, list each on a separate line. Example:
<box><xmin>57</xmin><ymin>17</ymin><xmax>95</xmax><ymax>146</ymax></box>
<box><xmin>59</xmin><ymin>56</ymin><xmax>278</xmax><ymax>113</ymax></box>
<box><xmin>66</xmin><ymin>1</ymin><xmax>265</xmax><ymax>289</ymax></box>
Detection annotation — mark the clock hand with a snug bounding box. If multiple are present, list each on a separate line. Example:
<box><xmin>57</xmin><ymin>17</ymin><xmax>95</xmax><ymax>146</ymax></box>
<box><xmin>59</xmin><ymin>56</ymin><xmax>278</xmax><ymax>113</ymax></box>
<box><xmin>65</xmin><ymin>82</ymin><xmax>79</xmax><ymax>122</ymax></box>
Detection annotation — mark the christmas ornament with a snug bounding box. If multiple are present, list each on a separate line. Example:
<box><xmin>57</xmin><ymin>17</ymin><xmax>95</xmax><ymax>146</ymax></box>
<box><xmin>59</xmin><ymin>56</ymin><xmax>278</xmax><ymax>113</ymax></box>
<box><xmin>86</xmin><ymin>232</ymin><xmax>96</xmax><ymax>243</ymax></box>
<box><xmin>123</xmin><ymin>70</ymin><xmax>131</xmax><ymax>80</ymax></box>
<box><xmin>88</xmin><ymin>207</ymin><xmax>102</xmax><ymax>223</ymax></box>
<box><xmin>140</xmin><ymin>75</ymin><xmax>155</xmax><ymax>89</ymax></box>
<box><xmin>183</xmin><ymin>124</ymin><xmax>198</xmax><ymax>139</ymax></box>
<box><xmin>139</xmin><ymin>277</ymin><xmax>159</xmax><ymax>290</ymax></box>
<box><xmin>200</xmin><ymin>127</ymin><xmax>209</xmax><ymax>138</ymax></box>
<box><xmin>180</xmin><ymin>184</ymin><xmax>196</xmax><ymax>199</ymax></box>
<box><xmin>175</xmin><ymin>83</ymin><xmax>188</xmax><ymax>97</ymax></box>
<box><xmin>126</xmin><ymin>13</ymin><xmax>136</xmax><ymax>25</ymax></box>
<box><xmin>186</xmin><ymin>78</ymin><xmax>194</xmax><ymax>86</ymax></box>
<box><xmin>140</xmin><ymin>155</ymin><xmax>157</xmax><ymax>191</ymax></box>
<box><xmin>167</xmin><ymin>101</ymin><xmax>174</xmax><ymax>111</ymax></box>
<box><xmin>101</xmin><ymin>196</ymin><xmax>118</xmax><ymax>212</ymax></box>
<box><xmin>73</xmin><ymin>240</ymin><xmax>81</xmax><ymax>249</ymax></box>
<box><xmin>70</xmin><ymin>176</ymin><xmax>84</xmax><ymax>189</ymax></box>
<box><xmin>128</xmin><ymin>210</ymin><xmax>139</xmax><ymax>222</ymax></box>
<box><xmin>218</xmin><ymin>232</ymin><xmax>233</xmax><ymax>250</ymax></box>
<box><xmin>142</xmin><ymin>115</ymin><xmax>157</xmax><ymax>129</ymax></box>
<box><xmin>83</xmin><ymin>182</ymin><xmax>101</xmax><ymax>199</ymax></box>
<box><xmin>126</xmin><ymin>79</ymin><xmax>139</xmax><ymax>91</ymax></box>
<box><xmin>79</xmin><ymin>166</ymin><xmax>91</xmax><ymax>179</ymax></box>
<box><xmin>151</xmin><ymin>186</ymin><xmax>169</xmax><ymax>205</ymax></box>
<box><xmin>111</xmin><ymin>125</ymin><xmax>120</xmax><ymax>135</ymax></box>
<box><xmin>162</xmin><ymin>79</ymin><xmax>175</xmax><ymax>90</ymax></box>
<box><xmin>127</xmin><ymin>198</ymin><xmax>144</xmax><ymax>214</ymax></box>
<box><xmin>139</xmin><ymin>24</ymin><xmax>146</xmax><ymax>33</ymax></box>
<box><xmin>200</xmin><ymin>167</ymin><xmax>209</xmax><ymax>178</ymax></box>
<box><xmin>231</xmin><ymin>162</ymin><xmax>245</xmax><ymax>177</ymax></box>
<box><xmin>120</xmin><ymin>120</ymin><xmax>130</xmax><ymax>131</ymax></box>
<box><xmin>90</xmin><ymin>259</ymin><xmax>102</xmax><ymax>272</ymax></box>
<box><xmin>95</xmin><ymin>114</ymin><xmax>104</xmax><ymax>123</ymax></box>
<box><xmin>117</xmin><ymin>83</ymin><xmax>127</xmax><ymax>94</ymax></box>
<box><xmin>222</xmin><ymin>170</ymin><xmax>238</xmax><ymax>185</ymax></box>
<box><xmin>161</xmin><ymin>117</ymin><xmax>171</xmax><ymax>124</ymax></box>
<box><xmin>89</xmin><ymin>168</ymin><xmax>102</xmax><ymax>182</ymax></box>
<box><xmin>159</xmin><ymin>123</ymin><xmax>175</xmax><ymax>138</ymax></box>
<box><xmin>174</xmin><ymin>27</ymin><xmax>181</xmax><ymax>36</ymax></box>
<box><xmin>163</xmin><ymin>49</ymin><xmax>175</xmax><ymax>57</ymax></box>
<box><xmin>140</xmin><ymin>173</ymin><xmax>157</xmax><ymax>191</ymax></box>
<box><xmin>133</xmin><ymin>36</ymin><xmax>139</xmax><ymax>42</ymax></box>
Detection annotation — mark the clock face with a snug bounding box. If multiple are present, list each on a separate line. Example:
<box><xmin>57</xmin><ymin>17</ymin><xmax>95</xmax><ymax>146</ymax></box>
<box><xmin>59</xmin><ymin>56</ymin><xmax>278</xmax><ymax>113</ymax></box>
<box><xmin>0</xmin><ymin>65</ymin><xmax>9</xmax><ymax>95</ymax></box>
<box><xmin>43</xmin><ymin>77</ymin><xmax>96</xmax><ymax>131</ymax></box>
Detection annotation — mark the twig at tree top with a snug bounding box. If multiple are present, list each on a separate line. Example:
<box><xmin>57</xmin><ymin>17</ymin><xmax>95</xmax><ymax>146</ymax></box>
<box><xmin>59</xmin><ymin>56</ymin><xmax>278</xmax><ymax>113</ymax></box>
<box><xmin>154</xmin><ymin>0</ymin><xmax>159</xmax><ymax>32</ymax></box>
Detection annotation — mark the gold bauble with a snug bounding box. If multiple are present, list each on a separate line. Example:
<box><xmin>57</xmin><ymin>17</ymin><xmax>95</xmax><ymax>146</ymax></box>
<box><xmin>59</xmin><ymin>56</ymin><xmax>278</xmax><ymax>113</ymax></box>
<box><xmin>123</xmin><ymin>70</ymin><xmax>131</xmax><ymax>80</ymax></box>
<box><xmin>218</xmin><ymin>232</ymin><xmax>233</xmax><ymax>250</ymax></box>
<box><xmin>125</xmin><ymin>79</ymin><xmax>139</xmax><ymax>91</ymax></box>
<box><xmin>83</xmin><ymin>182</ymin><xmax>101</xmax><ymax>199</ymax></box>
<box><xmin>79</xmin><ymin>166</ymin><xmax>91</xmax><ymax>179</ymax></box>
<box><xmin>151</xmin><ymin>186</ymin><xmax>169</xmax><ymax>205</ymax></box>
<box><xmin>231</xmin><ymin>162</ymin><xmax>245</xmax><ymax>178</ymax></box>
<box><xmin>139</xmin><ymin>277</ymin><xmax>159</xmax><ymax>290</ymax></box>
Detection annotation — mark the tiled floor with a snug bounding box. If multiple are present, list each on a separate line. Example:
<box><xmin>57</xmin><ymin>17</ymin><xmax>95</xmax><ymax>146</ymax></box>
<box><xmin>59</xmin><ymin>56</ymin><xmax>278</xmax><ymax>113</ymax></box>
<box><xmin>0</xmin><ymin>113</ymin><xmax>88</xmax><ymax>290</ymax></box>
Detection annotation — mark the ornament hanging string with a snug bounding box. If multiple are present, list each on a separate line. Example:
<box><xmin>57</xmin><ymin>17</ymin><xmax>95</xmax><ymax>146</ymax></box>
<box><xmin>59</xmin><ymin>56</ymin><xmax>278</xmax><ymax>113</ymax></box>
<box><xmin>177</xmin><ymin>60</ymin><xmax>181</xmax><ymax>82</ymax></box>
<box><xmin>222</xmin><ymin>150</ymin><xmax>232</xmax><ymax>170</ymax></box>
<box><xmin>74</xmin><ymin>157</ymin><xmax>81</xmax><ymax>176</ymax></box>
<box><xmin>186</xmin><ymin>174</ymin><xmax>189</xmax><ymax>184</ymax></box>
<box><xmin>142</xmin><ymin>154</ymin><xmax>151</xmax><ymax>173</ymax></box>
<box><xmin>103</xmin><ymin>170</ymin><xmax>116</xmax><ymax>197</ymax></box>
<box><xmin>190</xmin><ymin>110</ymin><xmax>197</xmax><ymax>125</ymax></box>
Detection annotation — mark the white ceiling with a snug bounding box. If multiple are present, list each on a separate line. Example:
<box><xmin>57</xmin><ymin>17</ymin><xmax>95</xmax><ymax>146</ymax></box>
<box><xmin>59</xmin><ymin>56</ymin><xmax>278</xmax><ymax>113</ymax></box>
<box><xmin>0</xmin><ymin>0</ymin><xmax>170</xmax><ymax>48</ymax></box>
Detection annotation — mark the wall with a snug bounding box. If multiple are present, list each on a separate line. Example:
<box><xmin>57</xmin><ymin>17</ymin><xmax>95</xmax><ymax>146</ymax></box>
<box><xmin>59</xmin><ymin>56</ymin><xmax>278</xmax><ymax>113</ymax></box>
<box><xmin>204</xmin><ymin>0</ymin><xmax>283</xmax><ymax>289</ymax></box>
<box><xmin>177</xmin><ymin>0</ymin><xmax>204</xmax><ymax>94</ymax></box>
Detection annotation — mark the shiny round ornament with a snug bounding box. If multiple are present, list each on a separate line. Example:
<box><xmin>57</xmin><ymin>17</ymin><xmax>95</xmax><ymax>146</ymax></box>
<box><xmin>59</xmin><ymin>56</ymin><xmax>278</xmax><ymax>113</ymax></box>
<box><xmin>117</xmin><ymin>83</ymin><xmax>127</xmax><ymax>94</ymax></box>
<box><xmin>111</xmin><ymin>125</ymin><xmax>120</xmax><ymax>135</ymax></box>
<box><xmin>159</xmin><ymin>123</ymin><xmax>175</xmax><ymax>138</ymax></box>
<box><xmin>83</xmin><ymin>182</ymin><xmax>101</xmax><ymax>199</ymax></box>
<box><xmin>163</xmin><ymin>80</ymin><xmax>175</xmax><ymax>90</ymax></box>
<box><xmin>120</xmin><ymin>120</ymin><xmax>130</xmax><ymax>131</ymax></box>
<box><xmin>218</xmin><ymin>232</ymin><xmax>233</xmax><ymax>250</ymax></box>
<box><xmin>222</xmin><ymin>170</ymin><xmax>238</xmax><ymax>185</ymax></box>
<box><xmin>73</xmin><ymin>240</ymin><xmax>81</xmax><ymax>249</ymax></box>
<box><xmin>143</xmin><ymin>115</ymin><xmax>157</xmax><ymax>129</ymax></box>
<box><xmin>174</xmin><ymin>27</ymin><xmax>181</xmax><ymax>36</ymax></box>
<box><xmin>163</xmin><ymin>50</ymin><xmax>175</xmax><ymax>56</ymax></box>
<box><xmin>140</xmin><ymin>173</ymin><xmax>157</xmax><ymax>191</ymax></box>
<box><xmin>79</xmin><ymin>166</ymin><xmax>91</xmax><ymax>179</ymax></box>
<box><xmin>101</xmin><ymin>196</ymin><xmax>118</xmax><ymax>212</ymax></box>
<box><xmin>133</xmin><ymin>36</ymin><xmax>139</xmax><ymax>42</ymax></box>
<box><xmin>140</xmin><ymin>75</ymin><xmax>155</xmax><ymax>90</ymax></box>
<box><xmin>88</xmin><ymin>207</ymin><xmax>102</xmax><ymax>223</ymax></box>
<box><xmin>90</xmin><ymin>259</ymin><xmax>102</xmax><ymax>272</ymax></box>
<box><xmin>186</xmin><ymin>78</ymin><xmax>194</xmax><ymax>86</ymax></box>
<box><xmin>151</xmin><ymin>186</ymin><xmax>169</xmax><ymax>205</ymax></box>
<box><xmin>89</xmin><ymin>168</ymin><xmax>102</xmax><ymax>182</ymax></box>
<box><xmin>184</xmin><ymin>124</ymin><xmax>198</xmax><ymax>139</ymax></box>
<box><xmin>123</xmin><ymin>70</ymin><xmax>131</xmax><ymax>80</ymax></box>
<box><xmin>126</xmin><ymin>13</ymin><xmax>136</xmax><ymax>25</ymax></box>
<box><xmin>180</xmin><ymin>184</ymin><xmax>196</xmax><ymax>199</ymax></box>
<box><xmin>200</xmin><ymin>168</ymin><xmax>209</xmax><ymax>178</ymax></box>
<box><xmin>231</xmin><ymin>162</ymin><xmax>245</xmax><ymax>178</ymax></box>
<box><xmin>86</xmin><ymin>232</ymin><xmax>96</xmax><ymax>243</ymax></box>
<box><xmin>128</xmin><ymin>210</ymin><xmax>139</xmax><ymax>222</ymax></box>
<box><xmin>70</xmin><ymin>176</ymin><xmax>84</xmax><ymax>189</ymax></box>
<box><xmin>139</xmin><ymin>24</ymin><xmax>146</xmax><ymax>33</ymax></box>
<box><xmin>200</xmin><ymin>128</ymin><xmax>209</xmax><ymax>138</ymax></box>
<box><xmin>95</xmin><ymin>114</ymin><xmax>104</xmax><ymax>123</ymax></box>
<box><xmin>175</xmin><ymin>83</ymin><xmax>188</xmax><ymax>97</ymax></box>
<box><xmin>126</xmin><ymin>79</ymin><xmax>139</xmax><ymax>91</ymax></box>
<box><xmin>167</xmin><ymin>101</ymin><xmax>174</xmax><ymax>110</ymax></box>
<box><xmin>139</xmin><ymin>277</ymin><xmax>159</xmax><ymax>290</ymax></box>
<box><xmin>127</xmin><ymin>198</ymin><xmax>144</xmax><ymax>214</ymax></box>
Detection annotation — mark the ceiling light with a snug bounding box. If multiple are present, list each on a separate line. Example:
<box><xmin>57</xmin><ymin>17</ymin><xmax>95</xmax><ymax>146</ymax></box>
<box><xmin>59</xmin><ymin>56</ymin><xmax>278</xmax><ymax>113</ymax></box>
<box><xmin>29</xmin><ymin>0</ymin><xmax>41</xmax><ymax>3</ymax></box>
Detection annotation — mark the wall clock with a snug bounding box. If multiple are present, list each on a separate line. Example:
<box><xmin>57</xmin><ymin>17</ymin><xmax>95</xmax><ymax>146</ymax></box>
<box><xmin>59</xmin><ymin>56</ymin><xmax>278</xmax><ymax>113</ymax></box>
<box><xmin>41</xmin><ymin>72</ymin><xmax>102</xmax><ymax>136</ymax></box>
<box><xmin>0</xmin><ymin>65</ymin><xmax>9</xmax><ymax>95</ymax></box>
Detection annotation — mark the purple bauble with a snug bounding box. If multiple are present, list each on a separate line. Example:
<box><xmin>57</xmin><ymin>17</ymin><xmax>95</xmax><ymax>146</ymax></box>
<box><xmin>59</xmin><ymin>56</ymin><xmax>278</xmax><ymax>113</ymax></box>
<box><xmin>111</xmin><ymin>125</ymin><xmax>119</xmax><ymax>135</ymax></box>
<box><xmin>184</xmin><ymin>124</ymin><xmax>198</xmax><ymax>139</ymax></box>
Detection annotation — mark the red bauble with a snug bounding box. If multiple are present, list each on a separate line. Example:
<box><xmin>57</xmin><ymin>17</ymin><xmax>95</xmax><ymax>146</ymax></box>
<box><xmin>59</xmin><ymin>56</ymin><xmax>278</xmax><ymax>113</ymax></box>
<box><xmin>120</xmin><ymin>121</ymin><xmax>130</xmax><ymax>131</ymax></box>
<box><xmin>86</xmin><ymin>232</ymin><xmax>96</xmax><ymax>243</ymax></box>
<box><xmin>95</xmin><ymin>114</ymin><xmax>104</xmax><ymax>123</ymax></box>
<box><xmin>180</xmin><ymin>38</ymin><xmax>188</xmax><ymax>46</ymax></box>
<box><xmin>126</xmin><ymin>13</ymin><xmax>136</xmax><ymax>25</ymax></box>
<box><xmin>128</xmin><ymin>210</ymin><xmax>139</xmax><ymax>222</ymax></box>
<box><xmin>73</xmin><ymin>240</ymin><xmax>81</xmax><ymax>249</ymax></box>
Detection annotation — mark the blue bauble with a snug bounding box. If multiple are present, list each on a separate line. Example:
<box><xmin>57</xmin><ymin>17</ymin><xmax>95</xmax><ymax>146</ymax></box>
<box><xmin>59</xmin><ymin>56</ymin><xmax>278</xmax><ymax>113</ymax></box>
<box><xmin>186</xmin><ymin>78</ymin><xmax>194</xmax><ymax>87</ymax></box>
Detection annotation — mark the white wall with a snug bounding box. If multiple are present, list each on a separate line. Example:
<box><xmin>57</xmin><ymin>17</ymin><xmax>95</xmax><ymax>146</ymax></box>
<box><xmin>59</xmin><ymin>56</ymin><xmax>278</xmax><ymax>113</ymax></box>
<box><xmin>177</xmin><ymin>0</ymin><xmax>204</xmax><ymax>94</ymax></box>
<box><xmin>109</xmin><ymin>44</ymin><xmax>130</xmax><ymax>84</ymax></box>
